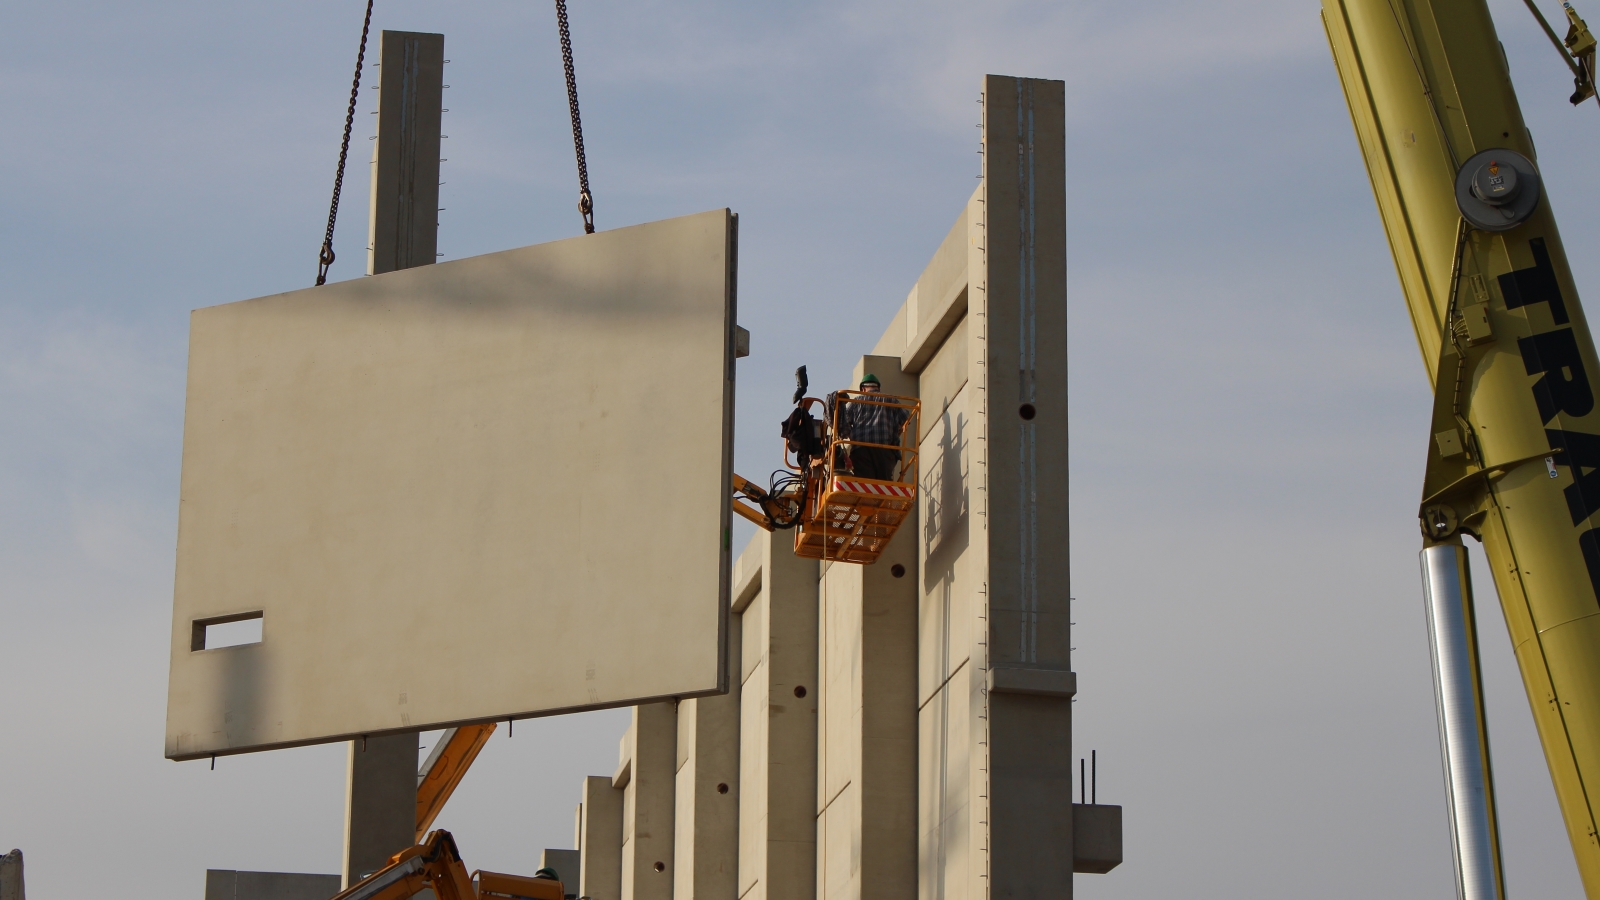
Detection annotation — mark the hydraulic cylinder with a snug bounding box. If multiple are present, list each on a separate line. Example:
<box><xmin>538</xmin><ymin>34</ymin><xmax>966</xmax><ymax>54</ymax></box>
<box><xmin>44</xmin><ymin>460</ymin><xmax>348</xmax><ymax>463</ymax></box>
<box><xmin>1421</xmin><ymin>541</ymin><xmax>1506</xmax><ymax>900</ymax></box>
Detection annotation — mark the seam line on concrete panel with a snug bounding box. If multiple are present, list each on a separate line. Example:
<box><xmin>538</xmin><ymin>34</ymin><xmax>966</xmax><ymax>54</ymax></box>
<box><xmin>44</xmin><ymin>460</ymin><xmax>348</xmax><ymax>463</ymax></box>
<box><xmin>916</xmin><ymin>658</ymin><xmax>971</xmax><ymax>713</ymax></box>
<box><xmin>816</xmin><ymin>779</ymin><xmax>851</xmax><ymax>817</ymax></box>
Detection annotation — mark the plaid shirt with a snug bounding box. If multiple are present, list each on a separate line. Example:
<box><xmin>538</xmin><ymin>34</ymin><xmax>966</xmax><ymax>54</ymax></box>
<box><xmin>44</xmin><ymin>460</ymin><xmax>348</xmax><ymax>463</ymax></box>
<box><xmin>844</xmin><ymin>395</ymin><xmax>909</xmax><ymax>448</ymax></box>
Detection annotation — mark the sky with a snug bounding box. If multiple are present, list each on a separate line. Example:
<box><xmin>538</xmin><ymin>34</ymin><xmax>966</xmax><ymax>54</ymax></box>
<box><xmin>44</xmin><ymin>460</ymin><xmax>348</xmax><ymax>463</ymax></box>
<box><xmin>2</xmin><ymin>0</ymin><xmax>1600</xmax><ymax>898</ymax></box>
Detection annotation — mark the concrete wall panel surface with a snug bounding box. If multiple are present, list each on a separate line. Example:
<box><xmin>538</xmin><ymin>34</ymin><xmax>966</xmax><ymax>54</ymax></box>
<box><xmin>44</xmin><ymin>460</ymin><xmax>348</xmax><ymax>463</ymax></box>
<box><xmin>541</xmin><ymin>849</ymin><xmax>582</xmax><ymax>889</ymax></box>
<box><xmin>166</xmin><ymin>210</ymin><xmax>736</xmax><ymax>759</ymax></box>
<box><xmin>204</xmin><ymin>870</ymin><xmax>340</xmax><ymax>900</ymax></box>
<box><xmin>916</xmin><ymin>683</ymin><xmax>971</xmax><ymax>900</ymax></box>
<box><xmin>918</xmin><ymin>386</ymin><xmax>975</xmax><ymax>707</ymax></box>
<box><xmin>674</xmin><ymin>613</ymin><xmax>741</xmax><ymax>900</ymax></box>
<box><xmin>733</xmin><ymin>531</ymin><xmax>818</xmax><ymax>900</ymax></box>
<box><xmin>578</xmin><ymin>776</ymin><xmax>624</xmax><ymax>900</ymax></box>
<box><xmin>621</xmin><ymin>703</ymin><xmax>677</xmax><ymax>900</ymax></box>
<box><xmin>916</xmin><ymin>316</ymin><xmax>969</xmax><ymax>442</ymax></box>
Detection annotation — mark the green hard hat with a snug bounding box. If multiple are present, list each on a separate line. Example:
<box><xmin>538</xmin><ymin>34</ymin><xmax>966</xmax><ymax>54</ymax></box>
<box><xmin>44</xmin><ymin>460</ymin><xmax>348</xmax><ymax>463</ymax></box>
<box><xmin>860</xmin><ymin>373</ymin><xmax>880</xmax><ymax>386</ymax></box>
<box><xmin>535</xmin><ymin>868</ymin><xmax>560</xmax><ymax>881</ymax></box>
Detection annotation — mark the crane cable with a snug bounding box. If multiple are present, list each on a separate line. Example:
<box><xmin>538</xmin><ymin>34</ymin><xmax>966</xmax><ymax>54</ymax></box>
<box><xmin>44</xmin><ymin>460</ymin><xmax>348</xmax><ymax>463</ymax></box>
<box><xmin>314</xmin><ymin>0</ymin><xmax>591</xmax><ymax>287</ymax></box>
<box><xmin>315</xmin><ymin>0</ymin><xmax>376</xmax><ymax>286</ymax></box>
<box><xmin>555</xmin><ymin>0</ymin><xmax>596</xmax><ymax>234</ymax></box>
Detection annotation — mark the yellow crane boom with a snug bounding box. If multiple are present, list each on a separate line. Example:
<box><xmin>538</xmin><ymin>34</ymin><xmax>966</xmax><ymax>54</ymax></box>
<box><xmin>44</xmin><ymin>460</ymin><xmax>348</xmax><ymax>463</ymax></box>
<box><xmin>1325</xmin><ymin>0</ymin><xmax>1600</xmax><ymax>895</ymax></box>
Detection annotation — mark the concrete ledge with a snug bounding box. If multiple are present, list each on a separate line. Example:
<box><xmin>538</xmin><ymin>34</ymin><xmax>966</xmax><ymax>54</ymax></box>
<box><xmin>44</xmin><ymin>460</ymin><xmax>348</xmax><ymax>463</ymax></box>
<box><xmin>1071</xmin><ymin>804</ymin><xmax>1122</xmax><ymax>874</ymax></box>
<box><xmin>732</xmin><ymin>534</ymin><xmax>763</xmax><ymax>614</ymax></box>
<box><xmin>986</xmin><ymin>667</ymin><xmax>1076</xmax><ymax>698</ymax></box>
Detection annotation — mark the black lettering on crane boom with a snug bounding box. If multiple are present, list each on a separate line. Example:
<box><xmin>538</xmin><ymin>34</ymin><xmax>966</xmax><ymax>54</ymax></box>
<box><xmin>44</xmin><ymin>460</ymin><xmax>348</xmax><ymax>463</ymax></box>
<box><xmin>1579</xmin><ymin>530</ymin><xmax>1600</xmax><ymax>604</ymax></box>
<box><xmin>1500</xmin><ymin>237</ymin><xmax>1569</xmax><ymax>325</ymax></box>
<box><xmin>1545</xmin><ymin>429</ymin><xmax>1600</xmax><ymax>525</ymax></box>
<box><xmin>1519</xmin><ymin>328</ymin><xmax>1594</xmax><ymax>422</ymax></box>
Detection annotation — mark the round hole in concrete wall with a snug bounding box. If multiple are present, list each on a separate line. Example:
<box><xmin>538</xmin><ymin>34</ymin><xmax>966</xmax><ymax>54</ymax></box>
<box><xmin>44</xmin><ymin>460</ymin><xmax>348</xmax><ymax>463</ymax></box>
<box><xmin>654</xmin><ymin>862</ymin><xmax>666</xmax><ymax>873</ymax></box>
<box><xmin>717</xmin><ymin>782</ymin><xmax>730</xmax><ymax>794</ymax></box>
<box><xmin>794</xmin><ymin>685</ymin><xmax>807</xmax><ymax>698</ymax></box>
<box><xmin>890</xmin><ymin>564</ymin><xmax>906</xmax><ymax>578</ymax></box>
<box><xmin>1019</xmin><ymin>403</ymin><xmax>1036</xmax><ymax>420</ymax></box>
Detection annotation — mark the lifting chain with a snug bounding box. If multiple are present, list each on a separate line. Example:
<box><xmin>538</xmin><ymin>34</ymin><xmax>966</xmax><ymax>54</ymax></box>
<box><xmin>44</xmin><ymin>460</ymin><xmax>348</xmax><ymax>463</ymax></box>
<box><xmin>316</xmin><ymin>0</ymin><xmax>376</xmax><ymax>286</ymax></box>
<box><xmin>555</xmin><ymin>0</ymin><xmax>595</xmax><ymax>234</ymax></box>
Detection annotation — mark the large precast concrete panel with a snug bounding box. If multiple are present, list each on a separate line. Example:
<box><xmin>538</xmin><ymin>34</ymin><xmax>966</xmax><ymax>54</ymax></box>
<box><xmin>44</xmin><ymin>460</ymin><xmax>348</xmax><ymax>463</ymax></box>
<box><xmin>166</xmin><ymin>210</ymin><xmax>737</xmax><ymax>759</ymax></box>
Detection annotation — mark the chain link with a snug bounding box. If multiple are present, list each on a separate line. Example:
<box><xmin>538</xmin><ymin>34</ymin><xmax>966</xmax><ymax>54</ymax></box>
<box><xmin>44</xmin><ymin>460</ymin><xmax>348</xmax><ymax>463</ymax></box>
<box><xmin>555</xmin><ymin>0</ymin><xmax>595</xmax><ymax>234</ymax></box>
<box><xmin>317</xmin><ymin>0</ymin><xmax>376</xmax><ymax>286</ymax></box>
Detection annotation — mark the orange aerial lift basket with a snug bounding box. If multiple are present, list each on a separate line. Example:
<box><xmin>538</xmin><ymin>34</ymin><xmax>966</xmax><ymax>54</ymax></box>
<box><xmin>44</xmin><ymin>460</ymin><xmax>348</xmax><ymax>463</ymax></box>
<box><xmin>789</xmin><ymin>391</ymin><xmax>919</xmax><ymax>565</ymax></box>
<box><xmin>730</xmin><ymin>386</ymin><xmax>920</xmax><ymax>566</ymax></box>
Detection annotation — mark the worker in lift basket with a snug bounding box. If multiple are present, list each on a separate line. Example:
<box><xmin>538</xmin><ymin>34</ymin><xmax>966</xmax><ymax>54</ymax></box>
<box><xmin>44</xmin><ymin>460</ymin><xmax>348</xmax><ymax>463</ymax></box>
<box><xmin>841</xmin><ymin>374</ymin><xmax>908</xmax><ymax>481</ymax></box>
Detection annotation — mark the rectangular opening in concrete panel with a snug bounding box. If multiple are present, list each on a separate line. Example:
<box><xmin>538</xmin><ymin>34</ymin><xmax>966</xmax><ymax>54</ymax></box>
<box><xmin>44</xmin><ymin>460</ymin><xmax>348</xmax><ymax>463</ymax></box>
<box><xmin>191</xmin><ymin>612</ymin><xmax>264</xmax><ymax>651</ymax></box>
<box><xmin>166</xmin><ymin>209</ymin><xmax>736</xmax><ymax>760</ymax></box>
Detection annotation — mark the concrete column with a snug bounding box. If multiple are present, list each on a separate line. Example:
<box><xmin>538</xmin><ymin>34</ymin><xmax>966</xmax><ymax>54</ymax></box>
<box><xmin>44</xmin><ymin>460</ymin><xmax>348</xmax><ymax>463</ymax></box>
<box><xmin>579</xmin><ymin>775</ymin><xmax>625</xmax><ymax>900</ymax></box>
<box><xmin>343</xmin><ymin>736</ymin><xmax>419</xmax><ymax>887</ymax></box>
<box><xmin>542</xmin><ymin>849</ymin><xmax>582</xmax><ymax>892</ymax></box>
<box><xmin>1</xmin><ymin>849</ymin><xmax>22</xmax><ymax>900</ymax></box>
<box><xmin>343</xmin><ymin>31</ymin><xmax>445</xmax><ymax>888</ymax></box>
<box><xmin>816</xmin><ymin>357</ymin><xmax>919</xmax><ymax>900</ymax></box>
<box><xmin>620</xmin><ymin>703</ymin><xmax>678</xmax><ymax>900</ymax></box>
<box><xmin>674</xmin><ymin>611</ymin><xmax>741</xmax><ymax>900</ymax></box>
<box><xmin>733</xmin><ymin>530</ymin><xmax>819</xmax><ymax>900</ymax></box>
<box><xmin>973</xmin><ymin>74</ymin><xmax>1072</xmax><ymax>900</ymax></box>
<box><xmin>366</xmin><ymin>30</ymin><xmax>444</xmax><ymax>275</ymax></box>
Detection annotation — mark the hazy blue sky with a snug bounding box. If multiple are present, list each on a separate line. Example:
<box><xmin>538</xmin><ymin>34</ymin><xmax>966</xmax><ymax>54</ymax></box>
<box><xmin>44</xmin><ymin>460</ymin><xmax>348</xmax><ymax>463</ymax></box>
<box><xmin>3</xmin><ymin>1</ymin><xmax>1599</xmax><ymax>897</ymax></box>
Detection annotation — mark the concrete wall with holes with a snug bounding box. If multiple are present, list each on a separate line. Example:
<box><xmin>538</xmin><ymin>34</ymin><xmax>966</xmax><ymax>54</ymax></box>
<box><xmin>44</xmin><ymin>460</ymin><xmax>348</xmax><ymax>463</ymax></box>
<box><xmin>563</xmin><ymin>74</ymin><xmax>1117</xmax><ymax>900</ymax></box>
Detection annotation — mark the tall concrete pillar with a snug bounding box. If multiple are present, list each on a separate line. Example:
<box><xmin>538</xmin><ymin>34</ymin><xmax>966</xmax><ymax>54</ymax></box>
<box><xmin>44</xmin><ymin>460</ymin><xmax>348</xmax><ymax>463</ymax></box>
<box><xmin>674</xmin><ymin>613</ymin><xmax>741</xmax><ymax>900</ymax></box>
<box><xmin>343</xmin><ymin>736</ymin><xmax>419</xmax><ymax>887</ymax></box>
<box><xmin>620</xmin><ymin>702</ymin><xmax>678</xmax><ymax>900</ymax></box>
<box><xmin>733</xmin><ymin>530</ymin><xmax>819</xmax><ymax>900</ymax></box>
<box><xmin>976</xmin><ymin>74</ymin><xmax>1072</xmax><ymax>900</ymax></box>
<box><xmin>542</xmin><ymin>849</ymin><xmax>582</xmax><ymax>892</ymax></box>
<box><xmin>343</xmin><ymin>29</ymin><xmax>445</xmax><ymax>889</ymax></box>
<box><xmin>1</xmin><ymin>849</ymin><xmax>22</xmax><ymax>900</ymax></box>
<box><xmin>366</xmin><ymin>30</ymin><xmax>444</xmax><ymax>275</ymax></box>
<box><xmin>578</xmin><ymin>775</ymin><xmax>625</xmax><ymax>900</ymax></box>
<box><xmin>816</xmin><ymin>357</ymin><xmax>919</xmax><ymax>900</ymax></box>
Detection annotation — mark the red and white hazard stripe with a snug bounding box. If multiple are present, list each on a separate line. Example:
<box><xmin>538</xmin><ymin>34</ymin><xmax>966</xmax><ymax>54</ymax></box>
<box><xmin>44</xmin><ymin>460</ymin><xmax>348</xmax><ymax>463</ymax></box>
<box><xmin>833</xmin><ymin>478</ymin><xmax>915</xmax><ymax>498</ymax></box>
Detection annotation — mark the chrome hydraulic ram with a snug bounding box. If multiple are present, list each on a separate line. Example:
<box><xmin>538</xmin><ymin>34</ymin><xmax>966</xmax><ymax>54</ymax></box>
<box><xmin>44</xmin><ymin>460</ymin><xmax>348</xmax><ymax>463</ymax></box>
<box><xmin>1420</xmin><ymin>541</ymin><xmax>1506</xmax><ymax>900</ymax></box>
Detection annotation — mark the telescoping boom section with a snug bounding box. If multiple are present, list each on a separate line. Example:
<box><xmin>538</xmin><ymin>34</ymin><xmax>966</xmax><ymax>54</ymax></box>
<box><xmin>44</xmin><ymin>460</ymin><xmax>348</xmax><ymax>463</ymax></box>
<box><xmin>732</xmin><ymin>389</ymin><xmax>920</xmax><ymax>566</ymax></box>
